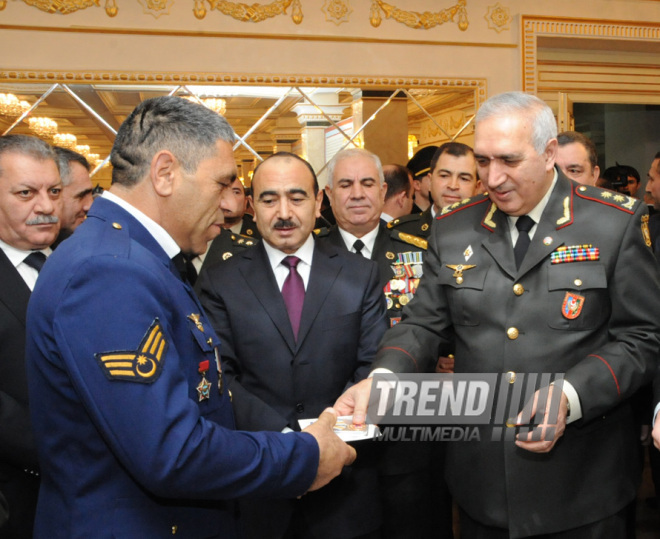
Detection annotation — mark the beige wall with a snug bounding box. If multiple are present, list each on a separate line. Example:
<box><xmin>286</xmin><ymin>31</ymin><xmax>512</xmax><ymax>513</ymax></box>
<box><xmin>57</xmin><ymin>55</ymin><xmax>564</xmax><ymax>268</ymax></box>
<box><xmin>2</xmin><ymin>0</ymin><xmax>659</xmax><ymax>95</ymax></box>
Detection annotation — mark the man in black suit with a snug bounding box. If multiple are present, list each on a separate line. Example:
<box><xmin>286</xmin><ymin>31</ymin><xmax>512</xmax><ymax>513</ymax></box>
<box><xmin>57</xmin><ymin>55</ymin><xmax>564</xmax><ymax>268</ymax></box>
<box><xmin>0</xmin><ymin>134</ymin><xmax>62</xmax><ymax>538</ymax></box>
<box><xmin>198</xmin><ymin>152</ymin><xmax>386</xmax><ymax>539</ymax></box>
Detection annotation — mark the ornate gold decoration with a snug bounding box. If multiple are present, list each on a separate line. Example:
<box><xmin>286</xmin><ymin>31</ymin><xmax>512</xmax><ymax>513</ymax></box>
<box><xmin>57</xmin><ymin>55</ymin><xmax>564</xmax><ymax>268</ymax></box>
<box><xmin>485</xmin><ymin>3</ymin><xmax>510</xmax><ymax>33</ymax></box>
<box><xmin>204</xmin><ymin>0</ymin><xmax>303</xmax><ymax>23</ymax></box>
<box><xmin>137</xmin><ymin>0</ymin><xmax>174</xmax><ymax>18</ymax></box>
<box><xmin>421</xmin><ymin>111</ymin><xmax>471</xmax><ymax>140</ymax></box>
<box><xmin>21</xmin><ymin>0</ymin><xmax>98</xmax><ymax>14</ymax></box>
<box><xmin>105</xmin><ymin>0</ymin><xmax>118</xmax><ymax>16</ymax></box>
<box><xmin>0</xmin><ymin>0</ymin><xmax>6</xmax><ymax>10</ymax></box>
<box><xmin>322</xmin><ymin>0</ymin><xmax>351</xmax><ymax>25</ymax></box>
<box><xmin>369</xmin><ymin>0</ymin><xmax>468</xmax><ymax>31</ymax></box>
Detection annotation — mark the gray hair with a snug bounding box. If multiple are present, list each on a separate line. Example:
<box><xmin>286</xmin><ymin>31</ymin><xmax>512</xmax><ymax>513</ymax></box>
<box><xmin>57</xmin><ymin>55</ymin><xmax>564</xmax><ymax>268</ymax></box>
<box><xmin>0</xmin><ymin>135</ymin><xmax>59</xmax><ymax>178</ymax></box>
<box><xmin>475</xmin><ymin>92</ymin><xmax>557</xmax><ymax>154</ymax></box>
<box><xmin>326</xmin><ymin>148</ymin><xmax>384</xmax><ymax>187</ymax></box>
<box><xmin>54</xmin><ymin>146</ymin><xmax>90</xmax><ymax>187</ymax></box>
<box><xmin>110</xmin><ymin>96</ymin><xmax>235</xmax><ymax>187</ymax></box>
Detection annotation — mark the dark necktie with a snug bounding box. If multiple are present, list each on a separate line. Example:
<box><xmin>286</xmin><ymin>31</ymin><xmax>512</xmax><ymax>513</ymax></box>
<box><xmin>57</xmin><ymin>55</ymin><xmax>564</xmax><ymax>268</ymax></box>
<box><xmin>23</xmin><ymin>251</ymin><xmax>47</xmax><ymax>273</ymax></box>
<box><xmin>281</xmin><ymin>256</ymin><xmax>305</xmax><ymax>340</ymax></box>
<box><xmin>513</xmin><ymin>215</ymin><xmax>535</xmax><ymax>269</ymax></box>
<box><xmin>353</xmin><ymin>239</ymin><xmax>365</xmax><ymax>257</ymax></box>
<box><xmin>172</xmin><ymin>253</ymin><xmax>198</xmax><ymax>285</ymax></box>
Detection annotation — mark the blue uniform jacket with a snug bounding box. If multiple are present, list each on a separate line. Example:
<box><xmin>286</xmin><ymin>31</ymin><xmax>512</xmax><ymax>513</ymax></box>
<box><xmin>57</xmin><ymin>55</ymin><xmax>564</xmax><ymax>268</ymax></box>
<box><xmin>26</xmin><ymin>197</ymin><xmax>318</xmax><ymax>538</ymax></box>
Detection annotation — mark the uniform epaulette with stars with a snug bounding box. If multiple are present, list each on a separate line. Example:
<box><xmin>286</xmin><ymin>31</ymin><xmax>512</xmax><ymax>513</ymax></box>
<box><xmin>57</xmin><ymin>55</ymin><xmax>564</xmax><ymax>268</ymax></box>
<box><xmin>387</xmin><ymin>212</ymin><xmax>424</xmax><ymax>229</ymax></box>
<box><xmin>390</xmin><ymin>230</ymin><xmax>428</xmax><ymax>250</ymax></box>
<box><xmin>232</xmin><ymin>233</ymin><xmax>257</xmax><ymax>247</ymax></box>
<box><xmin>436</xmin><ymin>193</ymin><xmax>490</xmax><ymax>219</ymax></box>
<box><xmin>574</xmin><ymin>184</ymin><xmax>639</xmax><ymax>213</ymax></box>
<box><xmin>313</xmin><ymin>227</ymin><xmax>331</xmax><ymax>238</ymax></box>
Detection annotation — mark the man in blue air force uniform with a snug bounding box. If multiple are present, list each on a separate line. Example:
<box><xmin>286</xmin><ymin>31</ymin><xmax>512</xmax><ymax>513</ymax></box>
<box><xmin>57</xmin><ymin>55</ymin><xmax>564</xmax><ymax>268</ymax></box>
<box><xmin>26</xmin><ymin>96</ymin><xmax>355</xmax><ymax>538</ymax></box>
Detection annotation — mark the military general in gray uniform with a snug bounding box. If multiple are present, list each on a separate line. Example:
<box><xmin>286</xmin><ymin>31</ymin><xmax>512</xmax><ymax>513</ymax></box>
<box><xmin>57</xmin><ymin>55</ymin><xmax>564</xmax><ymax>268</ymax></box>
<box><xmin>337</xmin><ymin>92</ymin><xmax>660</xmax><ymax>538</ymax></box>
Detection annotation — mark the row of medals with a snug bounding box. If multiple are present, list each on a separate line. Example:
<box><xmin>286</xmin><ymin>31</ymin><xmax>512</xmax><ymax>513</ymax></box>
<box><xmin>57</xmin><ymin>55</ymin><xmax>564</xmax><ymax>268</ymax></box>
<box><xmin>385</xmin><ymin>259</ymin><xmax>423</xmax><ymax>309</ymax></box>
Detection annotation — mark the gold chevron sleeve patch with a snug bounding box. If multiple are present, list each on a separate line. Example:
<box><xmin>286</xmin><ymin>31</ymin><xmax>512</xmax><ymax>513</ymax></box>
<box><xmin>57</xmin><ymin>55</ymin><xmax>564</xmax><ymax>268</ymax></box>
<box><xmin>95</xmin><ymin>318</ymin><xmax>168</xmax><ymax>383</ymax></box>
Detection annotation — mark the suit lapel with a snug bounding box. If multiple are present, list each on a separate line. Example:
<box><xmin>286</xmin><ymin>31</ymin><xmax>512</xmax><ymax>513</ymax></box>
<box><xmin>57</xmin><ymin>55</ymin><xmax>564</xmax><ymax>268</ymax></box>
<box><xmin>296</xmin><ymin>242</ymin><xmax>341</xmax><ymax>348</ymax></box>
<box><xmin>0</xmin><ymin>248</ymin><xmax>31</xmax><ymax>325</ymax></box>
<box><xmin>239</xmin><ymin>243</ymin><xmax>298</xmax><ymax>352</ymax></box>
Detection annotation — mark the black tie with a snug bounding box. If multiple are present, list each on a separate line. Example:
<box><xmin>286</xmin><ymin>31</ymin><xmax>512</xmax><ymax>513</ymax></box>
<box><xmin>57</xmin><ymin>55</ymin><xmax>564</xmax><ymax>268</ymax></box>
<box><xmin>172</xmin><ymin>253</ymin><xmax>198</xmax><ymax>285</ymax></box>
<box><xmin>23</xmin><ymin>251</ymin><xmax>47</xmax><ymax>273</ymax></box>
<box><xmin>514</xmin><ymin>215</ymin><xmax>535</xmax><ymax>269</ymax></box>
<box><xmin>353</xmin><ymin>239</ymin><xmax>365</xmax><ymax>257</ymax></box>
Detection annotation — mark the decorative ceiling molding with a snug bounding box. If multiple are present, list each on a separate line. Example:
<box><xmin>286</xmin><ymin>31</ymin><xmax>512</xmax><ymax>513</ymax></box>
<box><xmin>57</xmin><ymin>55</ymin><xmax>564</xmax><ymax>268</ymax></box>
<box><xmin>0</xmin><ymin>69</ymin><xmax>487</xmax><ymax>101</ymax></box>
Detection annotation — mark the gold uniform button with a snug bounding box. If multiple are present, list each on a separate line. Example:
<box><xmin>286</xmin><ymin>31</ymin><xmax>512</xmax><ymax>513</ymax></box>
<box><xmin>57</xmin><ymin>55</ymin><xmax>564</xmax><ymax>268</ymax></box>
<box><xmin>112</xmin><ymin>222</ymin><xmax>122</xmax><ymax>230</ymax></box>
<box><xmin>507</xmin><ymin>371</ymin><xmax>517</xmax><ymax>384</ymax></box>
<box><xmin>171</xmin><ymin>525</ymin><xmax>178</xmax><ymax>534</ymax></box>
<box><xmin>513</xmin><ymin>283</ymin><xmax>524</xmax><ymax>296</ymax></box>
<box><xmin>574</xmin><ymin>279</ymin><xmax>582</xmax><ymax>287</ymax></box>
<box><xmin>507</xmin><ymin>327</ymin><xmax>519</xmax><ymax>340</ymax></box>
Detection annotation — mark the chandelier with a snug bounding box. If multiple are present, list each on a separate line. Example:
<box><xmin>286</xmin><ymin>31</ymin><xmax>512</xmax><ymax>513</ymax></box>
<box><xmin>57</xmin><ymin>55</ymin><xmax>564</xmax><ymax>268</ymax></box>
<box><xmin>0</xmin><ymin>93</ymin><xmax>30</xmax><ymax>117</ymax></box>
<box><xmin>53</xmin><ymin>133</ymin><xmax>78</xmax><ymax>150</ymax></box>
<box><xmin>28</xmin><ymin>117</ymin><xmax>58</xmax><ymax>139</ymax></box>
<box><xmin>75</xmin><ymin>144</ymin><xmax>91</xmax><ymax>157</ymax></box>
<box><xmin>184</xmin><ymin>96</ymin><xmax>227</xmax><ymax>115</ymax></box>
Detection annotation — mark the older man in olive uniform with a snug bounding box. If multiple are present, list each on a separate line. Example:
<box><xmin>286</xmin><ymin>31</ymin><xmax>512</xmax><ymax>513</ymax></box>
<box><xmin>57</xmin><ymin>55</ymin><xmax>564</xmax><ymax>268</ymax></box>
<box><xmin>338</xmin><ymin>92</ymin><xmax>660</xmax><ymax>538</ymax></box>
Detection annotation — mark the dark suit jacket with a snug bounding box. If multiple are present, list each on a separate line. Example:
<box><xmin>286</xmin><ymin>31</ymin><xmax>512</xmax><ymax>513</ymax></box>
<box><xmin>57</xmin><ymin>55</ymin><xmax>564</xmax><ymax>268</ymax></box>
<box><xmin>375</xmin><ymin>173</ymin><xmax>660</xmax><ymax>537</ymax></box>
<box><xmin>0</xmin><ymin>249</ymin><xmax>40</xmax><ymax>538</ymax></box>
<box><xmin>198</xmin><ymin>239</ymin><xmax>387</xmax><ymax>538</ymax></box>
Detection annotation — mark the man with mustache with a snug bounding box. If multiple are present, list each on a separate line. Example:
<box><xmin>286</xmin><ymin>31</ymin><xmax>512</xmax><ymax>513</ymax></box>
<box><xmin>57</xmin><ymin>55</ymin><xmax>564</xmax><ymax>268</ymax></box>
<box><xmin>0</xmin><ymin>134</ymin><xmax>62</xmax><ymax>538</ymax></box>
<box><xmin>199</xmin><ymin>152</ymin><xmax>386</xmax><ymax>539</ymax></box>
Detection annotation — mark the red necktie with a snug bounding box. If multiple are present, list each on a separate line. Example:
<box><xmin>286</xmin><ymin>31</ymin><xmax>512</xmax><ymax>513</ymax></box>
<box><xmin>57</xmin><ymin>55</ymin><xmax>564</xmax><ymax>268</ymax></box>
<box><xmin>281</xmin><ymin>256</ymin><xmax>305</xmax><ymax>339</ymax></box>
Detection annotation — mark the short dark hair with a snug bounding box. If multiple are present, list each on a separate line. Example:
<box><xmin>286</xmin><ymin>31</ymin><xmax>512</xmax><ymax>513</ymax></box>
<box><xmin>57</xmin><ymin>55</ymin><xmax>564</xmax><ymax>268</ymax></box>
<box><xmin>655</xmin><ymin>151</ymin><xmax>660</xmax><ymax>160</ymax></box>
<box><xmin>54</xmin><ymin>146</ymin><xmax>90</xmax><ymax>187</ymax></box>
<box><xmin>430</xmin><ymin>142</ymin><xmax>474</xmax><ymax>173</ymax></box>
<box><xmin>110</xmin><ymin>96</ymin><xmax>235</xmax><ymax>187</ymax></box>
<box><xmin>383</xmin><ymin>164</ymin><xmax>411</xmax><ymax>202</ymax></box>
<box><xmin>252</xmin><ymin>152</ymin><xmax>319</xmax><ymax>195</ymax></box>
<box><xmin>602</xmin><ymin>163</ymin><xmax>641</xmax><ymax>185</ymax></box>
<box><xmin>0</xmin><ymin>135</ymin><xmax>58</xmax><ymax>178</ymax></box>
<box><xmin>557</xmin><ymin>131</ymin><xmax>598</xmax><ymax>169</ymax></box>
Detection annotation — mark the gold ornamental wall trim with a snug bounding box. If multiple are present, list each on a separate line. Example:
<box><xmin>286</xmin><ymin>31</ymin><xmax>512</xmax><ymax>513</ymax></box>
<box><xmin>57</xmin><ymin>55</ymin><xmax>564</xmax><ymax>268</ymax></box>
<box><xmin>522</xmin><ymin>15</ymin><xmax>660</xmax><ymax>94</ymax></box>
<box><xmin>369</xmin><ymin>0</ymin><xmax>468</xmax><ymax>30</ymax></box>
<box><xmin>20</xmin><ymin>0</ymin><xmax>104</xmax><ymax>14</ymax></box>
<box><xmin>196</xmin><ymin>0</ymin><xmax>303</xmax><ymax>22</ymax></box>
<box><xmin>0</xmin><ymin>23</ymin><xmax>516</xmax><ymax>48</ymax></box>
<box><xmin>0</xmin><ymin>68</ymin><xmax>486</xmax><ymax>96</ymax></box>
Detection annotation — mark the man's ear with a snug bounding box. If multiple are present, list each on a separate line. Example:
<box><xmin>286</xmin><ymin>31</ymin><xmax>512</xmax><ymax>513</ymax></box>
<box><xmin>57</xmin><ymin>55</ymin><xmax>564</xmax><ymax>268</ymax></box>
<box><xmin>544</xmin><ymin>139</ymin><xmax>558</xmax><ymax>172</ymax></box>
<box><xmin>150</xmin><ymin>150</ymin><xmax>177</xmax><ymax>197</ymax></box>
<box><xmin>315</xmin><ymin>189</ymin><xmax>323</xmax><ymax>218</ymax></box>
